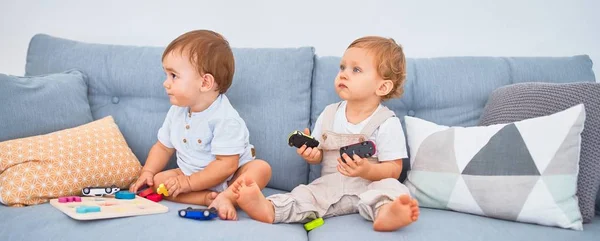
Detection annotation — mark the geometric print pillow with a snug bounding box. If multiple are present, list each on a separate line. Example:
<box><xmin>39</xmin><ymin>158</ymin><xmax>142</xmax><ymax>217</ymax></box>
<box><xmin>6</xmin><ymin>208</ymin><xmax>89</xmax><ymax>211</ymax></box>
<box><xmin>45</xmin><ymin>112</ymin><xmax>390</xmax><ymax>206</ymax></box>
<box><xmin>479</xmin><ymin>82</ymin><xmax>600</xmax><ymax>223</ymax></box>
<box><xmin>0</xmin><ymin>116</ymin><xmax>142</xmax><ymax>207</ymax></box>
<box><xmin>404</xmin><ymin>104</ymin><xmax>586</xmax><ymax>230</ymax></box>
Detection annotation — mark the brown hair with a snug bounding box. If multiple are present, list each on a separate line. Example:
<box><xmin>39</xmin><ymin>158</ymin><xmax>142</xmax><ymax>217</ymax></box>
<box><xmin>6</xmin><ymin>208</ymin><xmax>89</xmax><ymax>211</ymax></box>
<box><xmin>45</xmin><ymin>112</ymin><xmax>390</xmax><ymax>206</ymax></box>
<box><xmin>347</xmin><ymin>36</ymin><xmax>406</xmax><ymax>100</ymax></box>
<box><xmin>162</xmin><ymin>30</ymin><xmax>235</xmax><ymax>94</ymax></box>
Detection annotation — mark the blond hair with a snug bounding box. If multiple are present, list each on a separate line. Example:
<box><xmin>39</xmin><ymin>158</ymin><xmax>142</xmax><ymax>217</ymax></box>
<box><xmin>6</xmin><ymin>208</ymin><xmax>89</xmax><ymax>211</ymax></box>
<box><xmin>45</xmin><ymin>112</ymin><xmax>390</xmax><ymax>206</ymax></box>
<box><xmin>348</xmin><ymin>36</ymin><xmax>406</xmax><ymax>100</ymax></box>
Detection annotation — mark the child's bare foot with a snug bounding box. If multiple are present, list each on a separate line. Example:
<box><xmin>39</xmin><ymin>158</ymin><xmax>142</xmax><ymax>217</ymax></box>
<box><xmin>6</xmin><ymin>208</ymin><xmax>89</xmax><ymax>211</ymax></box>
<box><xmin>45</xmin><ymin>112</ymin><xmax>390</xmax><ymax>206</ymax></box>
<box><xmin>231</xmin><ymin>177</ymin><xmax>275</xmax><ymax>223</ymax></box>
<box><xmin>373</xmin><ymin>194</ymin><xmax>419</xmax><ymax>232</ymax></box>
<box><xmin>209</xmin><ymin>191</ymin><xmax>238</xmax><ymax>220</ymax></box>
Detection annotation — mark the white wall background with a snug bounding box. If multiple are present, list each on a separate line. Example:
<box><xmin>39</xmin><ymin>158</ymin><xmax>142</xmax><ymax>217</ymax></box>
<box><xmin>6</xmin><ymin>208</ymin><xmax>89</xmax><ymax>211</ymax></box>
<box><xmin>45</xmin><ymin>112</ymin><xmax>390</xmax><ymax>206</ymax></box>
<box><xmin>1</xmin><ymin>0</ymin><xmax>599</xmax><ymax>77</ymax></box>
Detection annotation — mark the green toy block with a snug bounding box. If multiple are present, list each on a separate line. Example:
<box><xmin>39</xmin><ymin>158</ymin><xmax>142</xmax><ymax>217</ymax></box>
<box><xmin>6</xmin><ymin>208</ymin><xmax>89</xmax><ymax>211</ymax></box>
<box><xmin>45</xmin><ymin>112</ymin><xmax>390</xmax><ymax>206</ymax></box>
<box><xmin>304</xmin><ymin>217</ymin><xmax>324</xmax><ymax>231</ymax></box>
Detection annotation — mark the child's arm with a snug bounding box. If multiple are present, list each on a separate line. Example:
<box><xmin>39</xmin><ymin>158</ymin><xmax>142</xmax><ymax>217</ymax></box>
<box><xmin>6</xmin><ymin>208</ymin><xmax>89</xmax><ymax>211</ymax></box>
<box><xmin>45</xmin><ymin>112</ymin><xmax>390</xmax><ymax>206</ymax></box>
<box><xmin>337</xmin><ymin>154</ymin><xmax>403</xmax><ymax>181</ymax></box>
<box><xmin>130</xmin><ymin>141</ymin><xmax>174</xmax><ymax>192</ymax></box>
<box><xmin>142</xmin><ymin>141</ymin><xmax>175</xmax><ymax>174</ymax></box>
<box><xmin>142</xmin><ymin>106</ymin><xmax>176</xmax><ymax>176</ymax></box>
<box><xmin>364</xmin><ymin>159</ymin><xmax>403</xmax><ymax>180</ymax></box>
<box><xmin>186</xmin><ymin>154</ymin><xmax>239</xmax><ymax>191</ymax></box>
<box><xmin>164</xmin><ymin>154</ymin><xmax>239</xmax><ymax>197</ymax></box>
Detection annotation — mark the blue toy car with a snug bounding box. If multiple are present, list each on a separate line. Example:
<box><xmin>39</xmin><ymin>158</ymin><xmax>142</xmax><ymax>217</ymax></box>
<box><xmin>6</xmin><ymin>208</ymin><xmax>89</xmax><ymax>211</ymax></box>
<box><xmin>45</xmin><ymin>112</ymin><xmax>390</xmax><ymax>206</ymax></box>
<box><xmin>178</xmin><ymin>207</ymin><xmax>218</xmax><ymax>220</ymax></box>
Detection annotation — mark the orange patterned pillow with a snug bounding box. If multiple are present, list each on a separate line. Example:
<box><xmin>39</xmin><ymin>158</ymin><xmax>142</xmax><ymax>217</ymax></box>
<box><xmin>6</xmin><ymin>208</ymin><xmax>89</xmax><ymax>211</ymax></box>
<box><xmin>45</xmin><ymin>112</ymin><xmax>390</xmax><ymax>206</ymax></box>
<box><xmin>0</xmin><ymin>116</ymin><xmax>142</xmax><ymax>207</ymax></box>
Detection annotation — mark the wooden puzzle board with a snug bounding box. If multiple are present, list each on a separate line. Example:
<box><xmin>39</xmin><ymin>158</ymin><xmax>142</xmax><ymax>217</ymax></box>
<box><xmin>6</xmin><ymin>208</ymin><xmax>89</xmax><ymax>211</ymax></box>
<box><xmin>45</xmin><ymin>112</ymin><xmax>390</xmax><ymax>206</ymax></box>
<box><xmin>50</xmin><ymin>195</ymin><xmax>169</xmax><ymax>220</ymax></box>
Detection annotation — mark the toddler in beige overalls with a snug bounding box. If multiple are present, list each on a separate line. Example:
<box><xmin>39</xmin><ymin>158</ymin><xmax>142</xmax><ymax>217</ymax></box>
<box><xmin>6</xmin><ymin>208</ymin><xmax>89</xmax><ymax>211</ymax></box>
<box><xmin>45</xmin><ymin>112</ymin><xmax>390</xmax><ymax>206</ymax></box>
<box><xmin>266</xmin><ymin>102</ymin><xmax>411</xmax><ymax>223</ymax></box>
<box><xmin>232</xmin><ymin>35</ymin><xmax>419</xmax><ymax>231</ymax></box>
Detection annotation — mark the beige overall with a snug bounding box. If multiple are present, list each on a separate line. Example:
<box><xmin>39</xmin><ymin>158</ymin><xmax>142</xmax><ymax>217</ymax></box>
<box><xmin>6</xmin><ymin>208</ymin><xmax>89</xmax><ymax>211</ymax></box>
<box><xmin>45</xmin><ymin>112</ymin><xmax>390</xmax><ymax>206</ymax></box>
<box><xmin>266</xmin><ymin>102</ymin><xmax>410</xmax><ymax>223</ymax></box>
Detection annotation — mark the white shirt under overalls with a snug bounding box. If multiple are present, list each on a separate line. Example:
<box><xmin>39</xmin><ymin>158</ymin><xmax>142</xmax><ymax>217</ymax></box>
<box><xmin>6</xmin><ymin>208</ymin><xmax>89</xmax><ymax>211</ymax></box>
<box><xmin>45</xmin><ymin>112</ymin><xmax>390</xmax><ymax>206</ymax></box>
<box><xmin>157</xmin><ymin>94</ymin><xmax>254</xmax><ymax>192</ymax></box>
<box><xmin>311</xmin><ymin>101</ymin><xmax>408</xmax><ymax>161</ymax></box>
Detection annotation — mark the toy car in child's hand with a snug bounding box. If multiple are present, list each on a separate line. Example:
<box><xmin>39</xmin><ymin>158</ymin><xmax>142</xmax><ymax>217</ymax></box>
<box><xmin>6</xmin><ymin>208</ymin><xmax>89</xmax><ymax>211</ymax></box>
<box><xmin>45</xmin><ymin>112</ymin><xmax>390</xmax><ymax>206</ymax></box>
<box><xmin>82</xmin><ymin>185</ymin><xmax>120</xmax><ymax>196</ymax></box>
<box><xmin>339</xmin><ymin>141</ymin><xmax>376</xmax><ymax>163</ymax></box>
<box><xmin>178</xmin><ymin>207</ymin><xmax>218</xmax><ymax>220</ymax></box>
<box><xmin>288</xmin><ymin>130</ymin><xmax>319</xmax><ymax>148</ymax></box>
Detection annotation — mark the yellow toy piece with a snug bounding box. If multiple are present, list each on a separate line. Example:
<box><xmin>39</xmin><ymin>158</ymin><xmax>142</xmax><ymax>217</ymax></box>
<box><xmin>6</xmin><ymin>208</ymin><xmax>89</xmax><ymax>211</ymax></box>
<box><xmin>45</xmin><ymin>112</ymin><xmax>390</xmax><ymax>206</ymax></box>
<box><xmin>156</xmin><ymin>183</ymin><xmax>169</xmax><ymax>197</ymax></box>
<box><xmin>304</xmin><ymin>217</ymin><xmax>324</xmax><ymax>231</ymax></box>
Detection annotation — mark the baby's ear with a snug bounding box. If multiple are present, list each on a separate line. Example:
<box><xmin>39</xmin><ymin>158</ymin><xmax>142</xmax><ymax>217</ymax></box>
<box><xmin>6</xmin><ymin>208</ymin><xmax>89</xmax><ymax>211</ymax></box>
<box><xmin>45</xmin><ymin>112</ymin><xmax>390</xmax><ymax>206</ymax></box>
<box><xmin>376</xmin><ymin>79</ymin><xmax>394</xmax><ymax>97</ymax></box>
<box><xmin>200</xmin><ymin>73</ymin><xmax>216</xmax><ymax>92</ymax></box>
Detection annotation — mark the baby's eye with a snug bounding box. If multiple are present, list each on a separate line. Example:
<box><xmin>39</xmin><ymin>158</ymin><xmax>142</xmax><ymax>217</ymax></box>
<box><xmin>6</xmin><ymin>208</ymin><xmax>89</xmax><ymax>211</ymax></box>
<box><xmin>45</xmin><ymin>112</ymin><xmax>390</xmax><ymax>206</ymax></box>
<box><xmin>171</xmin><ymin>73</ymin><xmax>177</xmax><ymax>79</ymax></box>
<box><xmin>353</xmin><ymin>67</ymin><xmax>361</xmax><ymax>73</ymax></box>
<box><xmin>339</xmin><ymin>65</ymin><xmax>345</xmax><ymax>71</ymax></box>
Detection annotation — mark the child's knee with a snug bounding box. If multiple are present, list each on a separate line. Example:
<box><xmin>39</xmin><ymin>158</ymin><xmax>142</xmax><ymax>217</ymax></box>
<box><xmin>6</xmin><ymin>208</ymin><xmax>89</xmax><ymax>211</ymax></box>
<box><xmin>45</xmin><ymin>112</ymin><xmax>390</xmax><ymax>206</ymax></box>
<box><xmin>252</xmin><ymin>159</ymin><xmax>272</xmax><ymax>175</ymax></box>
<box><xmin>240</xmin><ymin>159</ymin><xmax>272</xmax><ymax>177</ymax></box>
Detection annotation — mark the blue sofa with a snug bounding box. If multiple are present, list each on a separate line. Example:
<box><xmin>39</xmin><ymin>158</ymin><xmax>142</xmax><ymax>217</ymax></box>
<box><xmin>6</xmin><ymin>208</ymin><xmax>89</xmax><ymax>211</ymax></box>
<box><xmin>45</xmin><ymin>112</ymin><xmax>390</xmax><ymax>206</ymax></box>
<box><xmin>1</xmin><ymin>34</ymin><xmax>599</xmax><ymax>241</ymax></box>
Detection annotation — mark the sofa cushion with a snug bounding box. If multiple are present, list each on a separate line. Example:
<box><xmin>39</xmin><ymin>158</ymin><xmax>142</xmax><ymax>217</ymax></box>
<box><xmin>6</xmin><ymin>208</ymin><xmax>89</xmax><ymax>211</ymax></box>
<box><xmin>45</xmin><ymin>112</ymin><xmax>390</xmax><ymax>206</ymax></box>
<box><xmin>25</xmin><ymin>34</ymin><xmax>315</xmax><ymax>192</ymax></box>
<box><xmin>307</xmin><ymin>208</ymin><xmax>600</xmax><ymax>241</ymax></box>
<box><xmin>479</xmin><ymin>82</ymin><xmax>600</xmax><ymax>223</ymax></box>
<box><xmin>0</xmin><ymin>116</ymin><xmax>142</xmax><ymax>207</ymax></box>
<box><xmin>0</xmin><ymin>70</ymin><xmax>93</xmax><ymax>142</ymax></box>
<box><xmin>0</xmin><ymin>188</ymin><xmax>307</xmax><ymax>241</ymax></box>
<box><xmin>404</xmin><ymin>104</ymin><xmax>585</xmax><ymax>230</ymax></box>
<box><xmin>311</xmin><ymin>55</ymin><xmax>596</xmax><ymax>183</ymax></box>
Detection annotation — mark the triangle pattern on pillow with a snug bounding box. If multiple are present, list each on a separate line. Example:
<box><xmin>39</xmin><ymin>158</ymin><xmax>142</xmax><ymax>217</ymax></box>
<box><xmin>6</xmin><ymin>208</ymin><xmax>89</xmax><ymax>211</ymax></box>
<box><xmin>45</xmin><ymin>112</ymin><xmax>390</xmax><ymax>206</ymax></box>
<box><xmin>463</xmin><ymin>175</ymin><xmax>539</xmax><ymax>221</ymax></box>
<box><xmin>462</xmin><ymin>124</ymin><xmax>539</xmax><ymax>176</ymax></box>
<box><xmin>412</xmin><ymin>128</ymin><xmax>459</xmax><ymax>173</ymax></box>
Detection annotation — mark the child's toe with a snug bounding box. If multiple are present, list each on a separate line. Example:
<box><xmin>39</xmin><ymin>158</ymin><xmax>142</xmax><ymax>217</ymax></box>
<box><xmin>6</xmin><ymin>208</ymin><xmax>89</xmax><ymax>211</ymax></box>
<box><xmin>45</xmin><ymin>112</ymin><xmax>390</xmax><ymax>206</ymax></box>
<box><xmin>399</xmin><ymin>195</ymin><xmax>411</xmax><ymax>205</ymax></box>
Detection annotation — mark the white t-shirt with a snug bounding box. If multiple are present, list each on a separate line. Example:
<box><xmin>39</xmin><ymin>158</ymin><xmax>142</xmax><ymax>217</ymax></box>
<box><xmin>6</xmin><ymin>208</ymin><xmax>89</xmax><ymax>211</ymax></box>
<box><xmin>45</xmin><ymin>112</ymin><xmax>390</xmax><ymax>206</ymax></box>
<box><xmin>157</xmin><ymin>94</ymin><xmax>254</xmax><ymax>176</ymax></box>
<box><xmin>311</xmin><ymin>101</ymin><xmax>408</xmax><ymax>162</ymax></box>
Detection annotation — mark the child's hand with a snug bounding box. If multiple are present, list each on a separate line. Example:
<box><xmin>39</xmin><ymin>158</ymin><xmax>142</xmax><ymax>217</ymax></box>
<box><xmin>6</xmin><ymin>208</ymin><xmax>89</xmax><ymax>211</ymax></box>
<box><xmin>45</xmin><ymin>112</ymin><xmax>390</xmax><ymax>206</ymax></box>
<box><xmin>297</xmin><ymin>145</ymin><xmax>322</xmax><ymax>164</ymax></box>
<box><xmin>165</xmin><ymin>175</ymin><xmax>192</xmax><ymax>198</ymax></box>
<box><xmin>296</xmin><ymin>128</ymin><xmax>322</xmax><ymax>164</ymax></box>
<box><xmin>129</xmin><ymin>170</ymin><xmax>154</xmax><ymax>193</ymax></box>
<box><xmin>337</xmin><ymin>153</ymin><xmax>371</xmax><ymax>178</ymax></box>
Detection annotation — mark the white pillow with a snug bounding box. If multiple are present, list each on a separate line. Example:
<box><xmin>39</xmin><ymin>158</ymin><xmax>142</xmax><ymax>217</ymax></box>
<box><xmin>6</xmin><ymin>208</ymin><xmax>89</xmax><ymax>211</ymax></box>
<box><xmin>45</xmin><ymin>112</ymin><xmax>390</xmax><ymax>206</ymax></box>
<box><xmin>404</xmin><ymin>104</ymin><xmax>585</xmax><ymax>230</ymax></box>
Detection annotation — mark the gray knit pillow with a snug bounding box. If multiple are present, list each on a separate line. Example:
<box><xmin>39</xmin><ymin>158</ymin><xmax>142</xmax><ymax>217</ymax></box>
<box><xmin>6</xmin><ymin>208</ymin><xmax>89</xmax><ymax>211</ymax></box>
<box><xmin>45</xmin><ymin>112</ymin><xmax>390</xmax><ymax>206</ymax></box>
<box><xmin>597</xmin><ymin>191</ymin><xmax>600</xmax><ymax>215</ymax></box>
<box><xmin>479</xmin><ymin>82</ymin><xmax>600</xmax><ymax>223</ymax></box>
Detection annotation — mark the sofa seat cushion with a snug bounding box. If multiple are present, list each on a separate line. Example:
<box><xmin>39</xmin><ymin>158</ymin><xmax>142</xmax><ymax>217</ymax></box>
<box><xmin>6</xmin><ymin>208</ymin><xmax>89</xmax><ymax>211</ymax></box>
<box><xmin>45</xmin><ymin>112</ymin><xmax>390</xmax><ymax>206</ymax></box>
<box><xmin>0</xmin><ymin>188</ymin><xmax>307</xmax><ymax>241</ymax></box>
<box><xmin>308</xmin><ymin>208</ymin><xmax>600</xmax><ymax>241</ymax></box>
